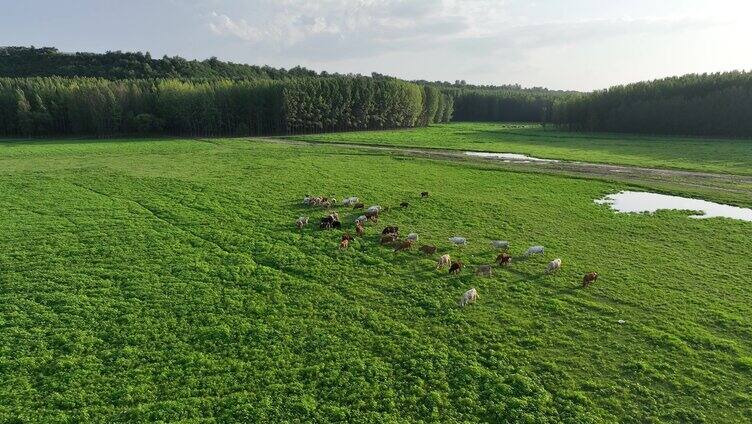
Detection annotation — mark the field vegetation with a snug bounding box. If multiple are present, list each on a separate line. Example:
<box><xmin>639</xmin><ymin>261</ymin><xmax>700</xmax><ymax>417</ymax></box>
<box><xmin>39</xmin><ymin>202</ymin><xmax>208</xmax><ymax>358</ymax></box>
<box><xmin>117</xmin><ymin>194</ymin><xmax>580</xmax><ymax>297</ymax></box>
<box><xmin>1</xmin><ymin>137</ymin><xmax>750</xmax><ymax>422</ymax></box>
<box><xmin>291</xmin><ymin>122</ymin><xmax>752</xmax><ymax>176</ymax></box>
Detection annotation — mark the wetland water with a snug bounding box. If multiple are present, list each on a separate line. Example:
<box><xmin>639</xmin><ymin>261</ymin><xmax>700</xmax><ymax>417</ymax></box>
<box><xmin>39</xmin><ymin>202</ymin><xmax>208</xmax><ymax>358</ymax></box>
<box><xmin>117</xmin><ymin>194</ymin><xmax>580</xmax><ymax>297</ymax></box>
<box><xmin>596</xmin><ymin>191</ymin><xmax>752</xmax><ymax>222</ymax></box>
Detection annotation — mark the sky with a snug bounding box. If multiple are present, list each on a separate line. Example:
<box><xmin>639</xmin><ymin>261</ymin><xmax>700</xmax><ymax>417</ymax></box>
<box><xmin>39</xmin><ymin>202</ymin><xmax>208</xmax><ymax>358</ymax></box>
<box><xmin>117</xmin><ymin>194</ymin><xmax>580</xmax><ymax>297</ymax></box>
<box><xmin>2</xmin><ymin>0</ymin><xmax>751</xmax><ymax>91</ymax></box>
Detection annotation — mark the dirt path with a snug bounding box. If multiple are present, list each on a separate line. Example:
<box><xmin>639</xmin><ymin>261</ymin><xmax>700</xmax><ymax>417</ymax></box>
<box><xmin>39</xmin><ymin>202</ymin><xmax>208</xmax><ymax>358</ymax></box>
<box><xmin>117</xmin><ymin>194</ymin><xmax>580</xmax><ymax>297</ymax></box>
<box><xmin>255</xmin><ymin>137</ymin><xmax>752</xmax><ymax>205</ymax></box>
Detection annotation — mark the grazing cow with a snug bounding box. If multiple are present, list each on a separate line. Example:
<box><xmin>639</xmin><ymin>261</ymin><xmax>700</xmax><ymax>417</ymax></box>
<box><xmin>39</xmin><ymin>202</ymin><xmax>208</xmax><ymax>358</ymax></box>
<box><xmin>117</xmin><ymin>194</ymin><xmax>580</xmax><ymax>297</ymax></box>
<box><xmin>407</xmin><ymin>233</ymin><xmax>418</xmax><ymax>241</ymax></box>
<box><xmin>319</xmin><ymin>216</ymin><xmax>335</xmax><ymax>229</ymax></box>
<box><xmin>341</xmin><ymin>233</ymin><xmax>354</xmax><ymax>242</ymax></box>
<box><xmin>421</xmin><ymin>191</ymin><xmax>429</xmax><ymax>198</ymax></box>
<box><xmin>394</xmin><ymin>239</ymin><xmax>414</xmax><ymax>253</ymax></box>
<box><xmin>365</xmin><ymin>210</ymin><xmax>379</xmax><ymax>222</ymax></box>
<box><xmin>355</xmin><ymin>222</ymin><xmax>365</xmax><ymax>237</ymax></box>
<box><xmin>475</xmin><ymin>265</ymin><xmax>492</xmax><ymax>277</ymax></box>
<box><xmin>295</xmin><ymin>216</ymin><xmax>309</xmax><ymax>230</ymax></box>
<box><xmin>449</xmin><ymin>260</ymin><xmax>463</xmax><ymax>274</ymax></box>
<box><xmin>490</xmin><ymin>240</ymin><xmax>509</xmax><ymax>250</ymax></box>
<box><xmin>436</xmin><ymin>254</ymin><xmax>451</xmax><ymax>269</ymax></box>
<box><xmin>496</xmin><ymin>252</ymin><xmax>512</xmax><ymax>266</ymax></box>
<box><xmin>342</xmin><ymin>197</ymin><xmax>359</xmax><ymax>206</ymax></box>
<box><xmin>382</xmin><ymin>226</ymin><xmax>399</xmax><ymax>235</ymax></box>
<box><xmin>355</xmin><ymin>215</ymin><xmax>367</xmax><ymax>223</ymax></box>
<box><xmin>582</xmin><ymin>272</ymin><xmax>599</xmax><ymax>288</ymax></box>
<box><xmin>400</xmin><ymin>202</ymin><xmax>409</xmax><ymax>208</ymax></box>
<box><xmin>419</xmin><ymin>244</ymin><xmax>437</xmax><ymax>255</ymax></box>
<box><xmin>546</xmin><ymin>258</ymin><xmax>562</xmax><ymax>273</ymax></box>
<box><xmin>339</xmin><ymin>239</ymin><xmax>349</xmax><ymax>250</ymax></box>
<box><xmin>449</xmin><ymin>236</ymin><xmax>467</xmax><ymax>246</ymax></box>
<box><xmin>380</xmin><ymin>233</ymin><xmax>398</xmax><ymax>245</ymax></box>
<box><xmin>459</xmin><ymin>288</ymin><xmax>479</xmax><ymax>307</ymax></box>
<box><xmin>366</xmin><ymin>205</ymin><xmax>382</xmax><ymax>214</ymax></box>
<box><xmin>524</xmin><ymin>245</ymin><xmax>545</xmax><ymax>256</ymax></box>
<box><xmin>353</xmin><ymin>203</ymin><xmax>365</xmax><ymax>210</ymax></box>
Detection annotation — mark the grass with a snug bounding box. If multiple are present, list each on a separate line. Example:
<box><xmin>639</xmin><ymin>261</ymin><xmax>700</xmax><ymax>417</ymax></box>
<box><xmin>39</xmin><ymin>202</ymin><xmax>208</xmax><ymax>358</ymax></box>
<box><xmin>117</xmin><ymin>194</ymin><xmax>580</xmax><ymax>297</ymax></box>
<box><xmin>288</xmin><ymin>122</ymin><xmax>752</xmax><ymax>175</ymax></box>
<box><xmin>1</xmin><ymin>136</ymin><xmax>751</xmax><ymax>422</ymax></box>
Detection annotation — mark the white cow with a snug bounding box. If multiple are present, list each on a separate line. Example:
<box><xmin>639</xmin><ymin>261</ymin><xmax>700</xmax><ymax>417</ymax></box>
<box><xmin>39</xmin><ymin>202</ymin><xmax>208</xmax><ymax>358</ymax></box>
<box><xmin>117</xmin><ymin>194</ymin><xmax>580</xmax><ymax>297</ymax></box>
<box><xmin>342</xmin><ymin>196</ymin><xmax>359</xmax><ymax>206</ymax></box>
<box><xmin>354</xmin><ymin>215</ymin><xmax>367</xmax><ymax>223</ymax></box>
<box><xmin>546</xmin><ymin>258</ymin><xmax>562</xmax><ymax>273</ymax></box>
<box><xmin>524</xmin><ymin>245</ymin><xmax>545</xmax><ymax>256</ymax></box>
<box><xmin>490</xmin><ymin>240</ymin><xmax>509</xmax><ymax>249</ymax></box>
<box><xmin>366</xmin><ymin>205</ymin><xmax>382</xmax><ymax>213</ymax></box>
<box><xmin>449</xmin><ymin>236</ymin><xmax>467</xmax><ymax>246</ymax></box>
<box><xmin>436</xmin><ymin>254</ymin><xmax>451</xmax><ymax>269</ymax></box>
<box><xmin>459</xmin><ymin>288</ymin><xmax>479</xmax><ymax>307</ymax></box>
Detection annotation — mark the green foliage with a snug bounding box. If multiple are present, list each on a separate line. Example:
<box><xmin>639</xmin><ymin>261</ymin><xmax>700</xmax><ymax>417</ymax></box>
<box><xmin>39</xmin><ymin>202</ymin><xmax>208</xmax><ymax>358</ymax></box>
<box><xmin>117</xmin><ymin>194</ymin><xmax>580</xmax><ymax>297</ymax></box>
<box><xmin>552</xmin><ymin>71</ymin><xmax>752</xmax><ymax>137</ymax></box>
<box><xmin>0</xmin><ymin>76</ymin><xmax>447</xmax><ymax>137</ymax></box>
<box><xmin>0</xmin><ymin>136</ymin><xmax>751</xmax><ymax>422</ymax></box>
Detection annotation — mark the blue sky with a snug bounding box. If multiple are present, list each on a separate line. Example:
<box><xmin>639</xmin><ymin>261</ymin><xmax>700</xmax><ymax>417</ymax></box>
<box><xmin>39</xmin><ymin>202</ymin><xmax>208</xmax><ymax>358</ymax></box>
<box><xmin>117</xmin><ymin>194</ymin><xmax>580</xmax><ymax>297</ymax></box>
<box><xmin>2</xmin><ymin>0</ymin><xmax>750</xmax><ymax>90</ymax></box>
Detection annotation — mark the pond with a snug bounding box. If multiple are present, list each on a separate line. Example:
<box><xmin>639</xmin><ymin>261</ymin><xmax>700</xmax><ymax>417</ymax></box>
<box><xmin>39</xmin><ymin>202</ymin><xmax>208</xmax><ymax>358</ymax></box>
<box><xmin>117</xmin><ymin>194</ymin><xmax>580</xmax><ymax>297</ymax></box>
<box><xmin>595</xmin><ymin>191</ymin><xmax>752</xmax><ymax>222</ymax></box>
<box><xmin>464</xmin><ymin>151</ymin><xmax>559</xmax><ymax>163</ymax></box>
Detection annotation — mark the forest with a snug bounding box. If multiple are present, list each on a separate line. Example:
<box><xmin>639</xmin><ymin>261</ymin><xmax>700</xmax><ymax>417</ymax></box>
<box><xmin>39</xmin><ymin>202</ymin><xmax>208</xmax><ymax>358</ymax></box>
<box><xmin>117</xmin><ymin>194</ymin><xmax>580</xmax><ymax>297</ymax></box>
<box><xmin>551</xmin><ymin>71</ymin><xmax>752</xmax><ymax>138</ymax></box>
<box><xmin>0</xmin><ymin>76</ymin><xmax>452</xmax><ymax>137</ymax></box>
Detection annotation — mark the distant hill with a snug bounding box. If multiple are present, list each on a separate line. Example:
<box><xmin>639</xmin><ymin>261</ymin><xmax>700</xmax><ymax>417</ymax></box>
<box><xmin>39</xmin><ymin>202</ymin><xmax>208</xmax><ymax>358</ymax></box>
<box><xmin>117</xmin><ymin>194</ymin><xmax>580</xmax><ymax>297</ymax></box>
<box><xmin>0</xmin><ymin>46</ymin><xmax>320</xmax><ymax>80</ymax></box>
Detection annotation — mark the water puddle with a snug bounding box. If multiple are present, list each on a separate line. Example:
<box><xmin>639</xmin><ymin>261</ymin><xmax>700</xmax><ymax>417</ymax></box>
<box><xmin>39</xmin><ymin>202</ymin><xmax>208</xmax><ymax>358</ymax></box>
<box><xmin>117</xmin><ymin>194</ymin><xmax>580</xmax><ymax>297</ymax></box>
<box><xmin>595</xmin><ymin>191</ymin><xmax>752</xmax><ymax>222</ymax></box>
<box><xmin>464</xmin><ymin>151</ymin><xmax>558</xmax><ymax>163</ymax></box>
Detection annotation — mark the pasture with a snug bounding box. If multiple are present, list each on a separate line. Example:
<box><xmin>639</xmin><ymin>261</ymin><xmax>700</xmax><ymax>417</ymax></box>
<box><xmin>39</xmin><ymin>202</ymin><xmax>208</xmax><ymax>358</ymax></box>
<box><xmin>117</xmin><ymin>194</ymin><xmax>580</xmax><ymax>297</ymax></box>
<box><xmin>290</xmin><ymin>122</ymin><xmax>752</xmax><ymax>175</ymax></box>
<box><xmin>1</xmin><ymin>136</ymin><xmax>751</xmax><ymax>422</ymax></box>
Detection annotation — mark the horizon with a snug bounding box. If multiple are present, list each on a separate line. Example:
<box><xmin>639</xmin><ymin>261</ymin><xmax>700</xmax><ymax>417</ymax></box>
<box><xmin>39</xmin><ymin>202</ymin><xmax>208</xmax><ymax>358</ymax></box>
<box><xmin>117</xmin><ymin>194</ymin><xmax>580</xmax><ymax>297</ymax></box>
<box><xmin>2</xmin><ymin>1</ymin><xmax>751</xmax><ymax>91</ymax></box>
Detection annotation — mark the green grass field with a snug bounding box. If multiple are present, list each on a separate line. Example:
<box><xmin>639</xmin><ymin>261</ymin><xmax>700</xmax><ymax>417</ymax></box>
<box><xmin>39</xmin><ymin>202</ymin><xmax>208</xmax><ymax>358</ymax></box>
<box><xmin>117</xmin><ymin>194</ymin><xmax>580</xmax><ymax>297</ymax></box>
<box><xmin>1</xmin><ymin>137</ymin><xmax>751</xmax><ymax>422</ymax></box>
<box><xmin>289</xmin><ymin>123</ymin><xmax>752</xmax><ymax>175</ymax></box>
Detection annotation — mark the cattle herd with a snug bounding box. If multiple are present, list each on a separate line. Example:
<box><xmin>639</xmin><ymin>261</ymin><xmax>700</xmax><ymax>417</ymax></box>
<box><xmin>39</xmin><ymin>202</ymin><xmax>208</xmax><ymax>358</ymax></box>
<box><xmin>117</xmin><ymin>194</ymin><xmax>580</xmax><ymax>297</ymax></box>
<box><xmin>299</xmin><ymin>193</ymin><xmax>599</xmax><ymax>307</ymax></box>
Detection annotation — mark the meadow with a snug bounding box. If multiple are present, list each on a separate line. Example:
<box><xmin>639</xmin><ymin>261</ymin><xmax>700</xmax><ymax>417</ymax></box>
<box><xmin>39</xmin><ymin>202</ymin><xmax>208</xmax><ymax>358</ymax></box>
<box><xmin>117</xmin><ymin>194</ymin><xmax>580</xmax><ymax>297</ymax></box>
<box><xmin>289</xmin><ymin>122</ymin><xmax>752</xmax><ymax>175</ymax></box>
<box><xmin>1</xmin><ymin>136</ymin><xmax>751</xmax><ymax>422</ymax></box>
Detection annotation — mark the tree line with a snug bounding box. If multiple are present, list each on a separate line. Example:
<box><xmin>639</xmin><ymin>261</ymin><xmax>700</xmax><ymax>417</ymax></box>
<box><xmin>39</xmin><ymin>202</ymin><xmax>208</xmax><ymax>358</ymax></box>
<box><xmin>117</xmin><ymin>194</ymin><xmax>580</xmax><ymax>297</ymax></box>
<box><xmin>448</xmin><ymin>89</ymin><xmax>562</xmax><ymax>123</ymax></box>
<box><xmin>551</xmin><ymin>71</ymin><xmax>752</xmax><ymax>138</ymax></box>
<box><xmin>0</xmin><ymin>46</ymin><xmax>319</xmax><ymax>80</ymax></box>
<box><xmin>0</xmin><ymin>76</ymin><xmax>452</xmax><ymax>137</ymax></box>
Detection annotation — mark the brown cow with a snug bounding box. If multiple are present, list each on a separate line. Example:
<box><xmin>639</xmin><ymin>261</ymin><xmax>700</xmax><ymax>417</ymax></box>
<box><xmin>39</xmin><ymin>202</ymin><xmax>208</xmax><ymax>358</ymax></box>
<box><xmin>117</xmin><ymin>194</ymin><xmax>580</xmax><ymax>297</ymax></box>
<box><xmin>382</xmin><ymin>226</ymin><xmax>399</xmax><ymax>235</ymax></box>
<box><xmin>394</xmin><ymin>239</ymin><xmax>414</xmax><ymax>253</ymax></box>
<box><xmin>582</xmin><ymin>272</ymin><xmax>599</xmax><ymax>288</ymax></box>
<box><xmin>496</xmin><ymin>253</ymin><xmax>512</xmax><ymax>266</ymax></box>
<box><xmin>449</xmin><ymin>260</ymin><xmax>463</xmax><ymax>274</ymax></box>
<box><xmin>419</xmin><ymin>244</ymin><xmax>437</xmax><ymax>255</ymax></box>
<box><xmin>380</xmin><ymin>233</ymin><xmax>398</xmax><ymax>245</ymax></box>
<box><xmin>355</xmin><ymin>222</ymin><xmax>365</xmax><ymax>237</ymax></box>
<box><xmin>339</xmin><ymin>239</ymin><xmax>349</xmax><ymax>250</ymax></box>
<box><xmin>341</xmin><ymin>233</ymin><xmax>354</xmax><ymax>242</ymax></box>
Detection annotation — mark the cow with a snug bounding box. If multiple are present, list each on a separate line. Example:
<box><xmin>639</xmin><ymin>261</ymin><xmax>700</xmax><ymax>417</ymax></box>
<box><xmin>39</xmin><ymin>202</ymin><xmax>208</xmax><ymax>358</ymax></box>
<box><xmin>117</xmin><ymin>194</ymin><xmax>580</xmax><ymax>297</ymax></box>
<box><xmin>475</xmin><ymin>265</ymin><xmax>492</xmax><ymax>277</ymax></box>
<box><xmin>394</xmin><ymin>239</ymin><xmax>414</xmax><ymax>253</ymax></box>
<box><xmin>400</xmin><ymin>202</ymin><xmax>409</xmax><ymax>208</ymax></box>
<box><xmin>355</xmin><ymin>215</ymin><xmax>367</xmax><ymax>223</ymax></box>
<box><xmin>490</xmin><ymin>240</ymin><xmax>509</xmax><ymax>250</ymax></box>
<box><xmin>339</xmin><ymin>238</ymin><xmax>349</xmax><ymax>250</ymax></box>
<box><xmin>342</xmin><ymin>197</ymin><xmax>359</xmax><ymax>206</ymax></box>
<box><xmin>365</xmin><ymin>210</ymin><xmax>379</xmax><ymax>222</ymax></box>
<box><xmin>436</xmin><ymin>254</ymin><xmax>451</xmax><ymax>269</ymax></box>
<box><xmin>382</xmin><ymin>226</ymin><xmax>399</xmax><ymax>236</ymax></box>
<box><xmin>524</xmin><ymin>245</ymin><xmax>545</xmax><ymax>256</ymax></box>
<box><xmin>421</xmin><ymin>191</ymin><xmax>429</xmax><ymax>198</ymax></box>
<box><xmin>355</xmin><ymin>222</ymin><xmax>365</xmax><ymax>237</ymax></box>
<box><xmin>582</xmin><ymin>272</ymin><xmax>598</xmax><ymax>288</ymax></box>
<box><xmin>496</xmin><ymin>252</ymin><xmax>512</xmax><ymax>266</ymax></box>
<box><xmin>546</xmin><ymin>258</ymin><xmax>562</xmax><ymax>273</ymax></box>
<box><xmin>295</xmin><ymin>216</ymin><xmax>309</xmax><ymax>230</ymax></box>
<box><xmin>449</xmin><ymin>260</ymin><xmax>463</xmax><ymax>274</ymax></box>
<box><xmin>319</xmin><ymin>216</ymin><xmax>335</xmax><ymax>229</ymax></box>
<box><xmin>380</xmin><ymin>233</ymin><xmax>398</xmax><ymax>245</ymax></box>
<box><xmin>449</xmin><ymin>236</ymin><xmax>467</xmax><ymax>246</ymax></box>
<box><xmin>419</xmin><ymin>245</ymin><xmax>437</xmax><ymax>255</ymax></box>
<box><xmin>366</xmin><ymin>205</ymin><xmax>382</xmax><ymax>213</ymax></box>
<box><xmin>459</xmin><ymin>288</ymin><xmax>479</xmax><ymax>307</ymax></box>
<box><xmin>341</xmin><ymin>233</ymin><xmax>354</xmax><ymax>242</ymax></box>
